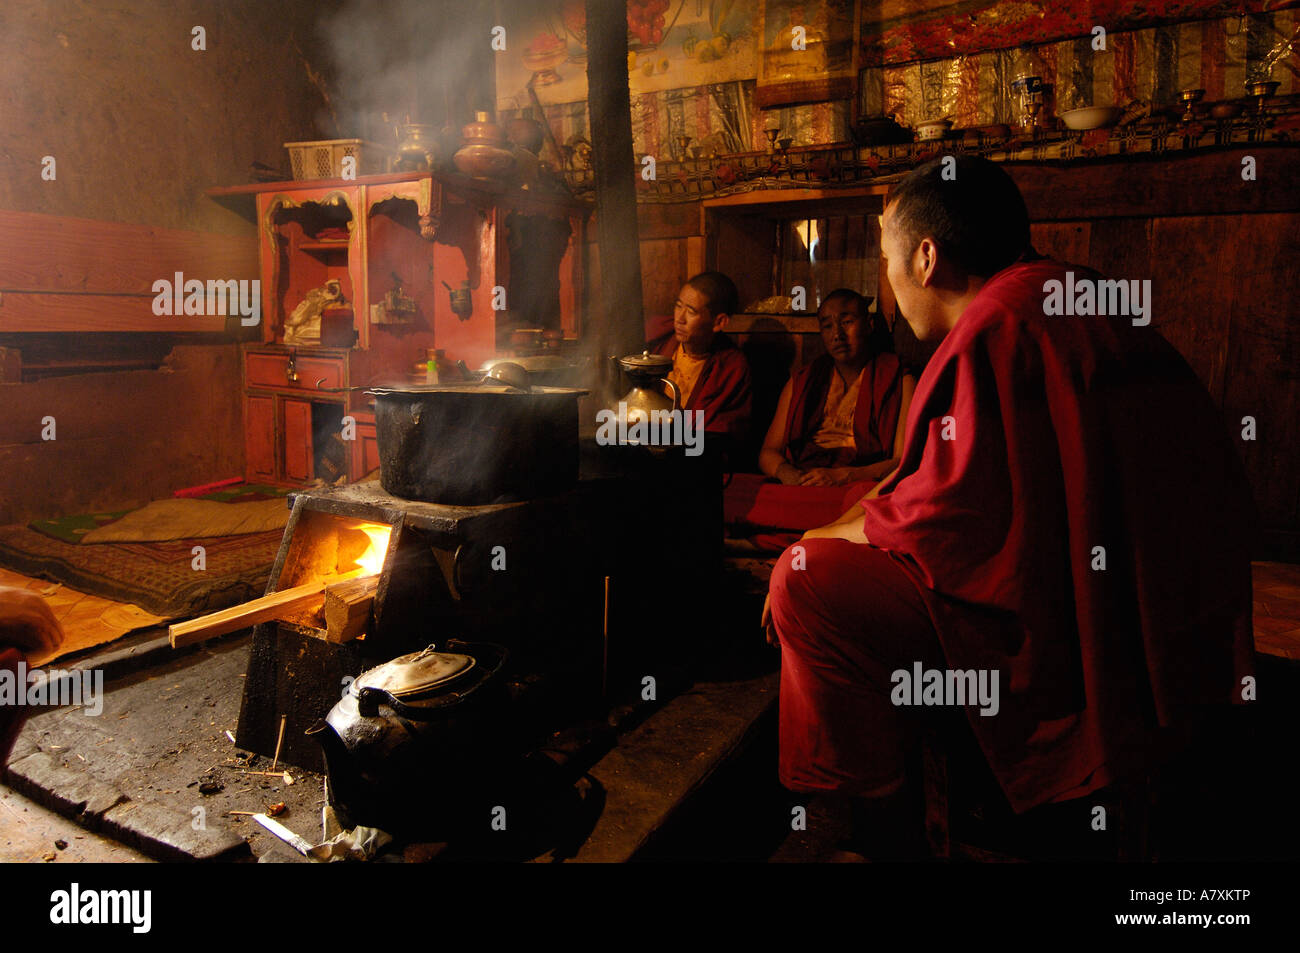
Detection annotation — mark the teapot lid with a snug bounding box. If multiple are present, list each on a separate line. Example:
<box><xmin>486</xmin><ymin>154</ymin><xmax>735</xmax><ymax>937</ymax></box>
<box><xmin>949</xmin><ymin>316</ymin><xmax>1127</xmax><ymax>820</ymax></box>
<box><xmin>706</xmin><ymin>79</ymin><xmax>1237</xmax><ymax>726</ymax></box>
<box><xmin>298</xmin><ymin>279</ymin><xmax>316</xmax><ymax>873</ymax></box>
<box><xmin>619</xmin><ymin>350</ymin><xmax>672</xmax><ymax>370</ymax></box>
<box><xmin>352</xmin><ymin>646</ymin><xmax>476</xmax><ymax>698</ymax></box>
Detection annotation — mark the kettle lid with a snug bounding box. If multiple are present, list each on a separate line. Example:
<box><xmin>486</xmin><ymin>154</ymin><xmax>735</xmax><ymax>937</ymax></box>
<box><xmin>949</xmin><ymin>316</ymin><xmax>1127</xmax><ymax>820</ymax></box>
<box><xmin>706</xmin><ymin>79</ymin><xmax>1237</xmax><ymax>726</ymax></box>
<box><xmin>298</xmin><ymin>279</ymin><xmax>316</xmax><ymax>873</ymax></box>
<box><xmin>352</xmin><ymin>645</ymin><xmax>476</xmax><ymax>698</ymax></box>
<box><xmin>619</xmin><ymin>350</ymin><xmax>672</xmax><ymax>371</ymax></box>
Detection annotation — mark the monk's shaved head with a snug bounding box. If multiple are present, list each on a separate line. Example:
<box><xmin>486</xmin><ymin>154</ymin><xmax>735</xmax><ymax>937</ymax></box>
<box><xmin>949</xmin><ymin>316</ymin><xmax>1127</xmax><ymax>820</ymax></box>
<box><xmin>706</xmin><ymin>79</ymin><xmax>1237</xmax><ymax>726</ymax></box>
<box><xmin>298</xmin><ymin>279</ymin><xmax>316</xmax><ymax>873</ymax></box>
<box><xmin>885</xmin><ymin>156</ymin><xmax>1030</xmax><ymax>278</ymax></box>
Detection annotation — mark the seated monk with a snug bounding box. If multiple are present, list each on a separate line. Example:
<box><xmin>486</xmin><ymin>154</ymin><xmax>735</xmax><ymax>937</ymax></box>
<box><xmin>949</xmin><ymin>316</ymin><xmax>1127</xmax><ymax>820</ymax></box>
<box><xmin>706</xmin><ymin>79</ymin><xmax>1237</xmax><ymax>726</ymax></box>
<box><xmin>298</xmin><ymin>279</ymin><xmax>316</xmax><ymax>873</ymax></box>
<box><xmin>646</xmin><ymin>271</ymin><xmax>753</xmax><ymax>449</ymax></box>
<box><xmin>759</xmin><ymin>289</ymin><xmax>915</xmax><ymax>488</ymax></box>
<box><xmin>761</xmin><ymin>156</ymin><xmax>1255</xmax><ymax>860</ymax></box>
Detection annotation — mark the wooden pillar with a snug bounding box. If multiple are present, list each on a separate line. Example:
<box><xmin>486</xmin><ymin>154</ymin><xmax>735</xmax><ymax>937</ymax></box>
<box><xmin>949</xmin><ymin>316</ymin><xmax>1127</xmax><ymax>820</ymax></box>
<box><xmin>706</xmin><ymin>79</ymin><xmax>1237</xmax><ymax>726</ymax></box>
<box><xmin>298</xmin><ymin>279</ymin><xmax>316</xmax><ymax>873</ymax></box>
<box><xmin>586</xmin><ymin>0</ymin><xmax>645</xmax><ymax>375</ymax></box>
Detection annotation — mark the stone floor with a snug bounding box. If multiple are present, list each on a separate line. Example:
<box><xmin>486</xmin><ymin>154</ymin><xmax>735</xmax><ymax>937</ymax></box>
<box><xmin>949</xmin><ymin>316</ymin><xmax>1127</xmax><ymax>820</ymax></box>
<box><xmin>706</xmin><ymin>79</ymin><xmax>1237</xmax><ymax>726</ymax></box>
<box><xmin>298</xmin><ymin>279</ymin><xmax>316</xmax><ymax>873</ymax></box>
<box><xmin>3</xmin><ymin>559</ymin><xmax>1297</xmax><ymax>863</ymax></box>
<box><xmin>0</xmin><ymin>785</ymin><xmax>150</xmax><ymax>863</ymax></box>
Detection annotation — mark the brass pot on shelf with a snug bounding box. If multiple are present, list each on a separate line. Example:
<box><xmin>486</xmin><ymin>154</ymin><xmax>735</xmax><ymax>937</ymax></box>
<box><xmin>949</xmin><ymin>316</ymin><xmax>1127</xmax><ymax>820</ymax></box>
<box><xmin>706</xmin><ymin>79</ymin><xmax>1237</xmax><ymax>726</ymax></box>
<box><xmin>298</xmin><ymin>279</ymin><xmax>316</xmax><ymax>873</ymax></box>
<box><xmin>453</xmin><ymin>112</ymin><xmax>517</xmax><ymax>180</ymax></box>
<box><xmin>394</xmin><ymin>122</ymin><xmax>438</xmax><ymax>172</ymax></box>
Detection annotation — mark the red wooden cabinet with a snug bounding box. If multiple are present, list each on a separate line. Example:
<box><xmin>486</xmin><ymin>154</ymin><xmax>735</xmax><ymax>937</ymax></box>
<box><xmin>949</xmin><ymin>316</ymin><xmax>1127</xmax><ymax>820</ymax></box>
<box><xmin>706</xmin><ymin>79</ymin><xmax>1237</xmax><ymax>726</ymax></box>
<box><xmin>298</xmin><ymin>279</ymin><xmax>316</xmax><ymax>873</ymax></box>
<box><xmin>350</xmin><ymin>416</ymin><xmax>381</xmax><ymax>480</ymax></box>
<box><xmin>241</xmin><ymin>344</ymin><xmax>376</xmax><ymax>485</ymax></box>
<box><xmin>281</xmin><ymin>398</ymin><xmax>313</xmax><ymax>483</ymax></box>
<box><xmin>244</xmin><ymin>395</ymin><xmax>276</xmax><ymax>481</ymax></box>
<box><xmin>215</xmin><ymin>171</ymin><xmax>589</xmax><ymax>486</ymax></box>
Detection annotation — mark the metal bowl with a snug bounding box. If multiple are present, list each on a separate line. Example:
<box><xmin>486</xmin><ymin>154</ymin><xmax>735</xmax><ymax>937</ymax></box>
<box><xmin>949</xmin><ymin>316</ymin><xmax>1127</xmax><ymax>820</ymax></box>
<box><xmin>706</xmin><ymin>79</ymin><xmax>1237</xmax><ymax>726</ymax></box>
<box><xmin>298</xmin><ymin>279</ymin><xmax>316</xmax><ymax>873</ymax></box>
<box><xmin>481</xmin><ymin>361</ymin><xmax>531</xmax><ymax>392</ymax></box>
<box><xmin>1060</xmin><ymin>106</ymin><xmax>1124</xmax><ymax>130</ymax></box>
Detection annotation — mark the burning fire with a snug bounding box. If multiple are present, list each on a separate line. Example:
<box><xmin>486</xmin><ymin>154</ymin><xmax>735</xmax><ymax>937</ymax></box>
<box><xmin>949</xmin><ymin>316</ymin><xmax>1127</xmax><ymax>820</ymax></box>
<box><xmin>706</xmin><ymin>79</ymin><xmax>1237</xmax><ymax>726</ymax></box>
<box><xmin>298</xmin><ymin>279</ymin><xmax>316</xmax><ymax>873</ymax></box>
<box><xmin>354</xmin><ymin>523</ymin><xmax>392</xmax><ymax>575</ymax></box>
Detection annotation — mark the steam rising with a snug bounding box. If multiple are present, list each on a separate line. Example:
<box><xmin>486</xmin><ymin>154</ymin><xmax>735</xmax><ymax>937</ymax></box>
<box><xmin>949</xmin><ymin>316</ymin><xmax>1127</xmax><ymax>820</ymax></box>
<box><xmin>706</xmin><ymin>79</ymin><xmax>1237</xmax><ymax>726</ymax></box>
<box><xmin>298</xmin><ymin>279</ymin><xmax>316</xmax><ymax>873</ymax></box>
<box><xmin>316</xmin><ymin>0</ymin><xmax>489</xmax><ymax>141</ymax></box>
<box><xmin>314</xmin><ymin>0</ymin><xmax>627</xmax><ymax>413</ymax></box>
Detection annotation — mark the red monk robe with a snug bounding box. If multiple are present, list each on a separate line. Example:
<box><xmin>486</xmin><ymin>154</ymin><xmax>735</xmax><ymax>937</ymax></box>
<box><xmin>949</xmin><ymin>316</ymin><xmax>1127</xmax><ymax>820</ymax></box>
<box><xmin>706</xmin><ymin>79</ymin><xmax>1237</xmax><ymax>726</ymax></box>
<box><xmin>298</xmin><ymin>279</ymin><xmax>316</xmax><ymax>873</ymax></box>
<box><xmin>646</xmin><ymin>314</ymin><xmax>753</xmax><ymax>443</ymax></box>
<box><xmin>725</xmin><ymin>353</ymin><xmax>904</xmax><ymax>543</ymax></box>
<box><xmin>784</xmin><ymin>352</ymin><xmax>905</xmax><ymax>470</ymax></box>
<box><xmin>773</xmin><ymin>258</ymin><xmax>1255</xmax><ymax>813</ymax></box>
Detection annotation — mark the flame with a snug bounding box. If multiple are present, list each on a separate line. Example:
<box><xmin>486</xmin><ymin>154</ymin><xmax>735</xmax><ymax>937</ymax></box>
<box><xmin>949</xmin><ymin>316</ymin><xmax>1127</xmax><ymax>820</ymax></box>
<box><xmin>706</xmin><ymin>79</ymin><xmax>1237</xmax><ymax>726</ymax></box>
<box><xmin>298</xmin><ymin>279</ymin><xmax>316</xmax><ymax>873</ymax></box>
<box><xmin>354</xmin><ymin>524</ymin><xmax>392</xmax><ymax>575</ymax></box>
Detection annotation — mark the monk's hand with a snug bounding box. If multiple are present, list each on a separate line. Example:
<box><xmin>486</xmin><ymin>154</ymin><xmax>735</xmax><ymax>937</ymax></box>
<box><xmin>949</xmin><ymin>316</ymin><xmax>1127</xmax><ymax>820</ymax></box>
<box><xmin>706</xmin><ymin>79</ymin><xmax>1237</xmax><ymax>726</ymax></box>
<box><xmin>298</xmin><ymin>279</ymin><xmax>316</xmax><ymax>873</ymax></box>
<box><xmin>761</xmin><ymin>593</ymin><xmax>778</xmax><ymax>647</ymax></box>
<box><xmin>798</xmin><ymin>468</ymin><xmax>836</xmax><ymax>487</ymax></box>
<box><xmin>775</xmin><ymin>463</ymin><xmax>803</xmax><ymax>486</ymax></box>
<box><xmin>0</xmin><ymin>587</ymin><xmax>64</xmax><ymax>660</ymax></box>
<box><xmin>801</xmin><ymin>505</ymin><xmax>869</xmax><ymax>544</ymax></box>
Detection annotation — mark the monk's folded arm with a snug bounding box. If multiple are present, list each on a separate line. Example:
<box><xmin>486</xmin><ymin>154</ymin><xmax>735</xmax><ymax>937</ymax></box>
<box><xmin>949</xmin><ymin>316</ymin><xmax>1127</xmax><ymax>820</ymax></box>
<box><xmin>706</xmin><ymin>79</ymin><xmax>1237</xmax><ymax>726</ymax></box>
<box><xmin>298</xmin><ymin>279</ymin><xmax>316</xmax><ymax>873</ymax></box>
<box><xmin>758</xmin><ymin>380</ymin><xmax>797</xmax><ymax>480</ymax></box>
<box><xmin>843</xmin><ymin>457</ymin><xmax>899</xmax><ymax>482</ymax></box>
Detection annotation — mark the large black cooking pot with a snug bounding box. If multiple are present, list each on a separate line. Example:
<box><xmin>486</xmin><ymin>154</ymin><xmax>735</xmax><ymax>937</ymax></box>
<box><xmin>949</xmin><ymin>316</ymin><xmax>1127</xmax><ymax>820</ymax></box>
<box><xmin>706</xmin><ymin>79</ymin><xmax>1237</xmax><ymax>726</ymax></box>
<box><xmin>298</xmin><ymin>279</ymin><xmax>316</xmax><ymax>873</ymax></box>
<box><xmin>368</xmin><ymin>382</ymin><xmax>586</xmax><ymax>504</ymax></box>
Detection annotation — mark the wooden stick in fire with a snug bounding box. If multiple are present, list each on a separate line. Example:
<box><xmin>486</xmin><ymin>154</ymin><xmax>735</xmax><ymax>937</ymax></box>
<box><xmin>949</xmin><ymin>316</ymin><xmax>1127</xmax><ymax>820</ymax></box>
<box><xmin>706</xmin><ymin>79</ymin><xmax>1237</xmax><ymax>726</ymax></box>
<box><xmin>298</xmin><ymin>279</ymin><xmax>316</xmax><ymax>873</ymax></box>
<box><xmin>167</xmin><ymin>569</ymin><xmax>366</xmax><ymax>648</ymax></box>
<box><xmin>271</xmin><ymin>715</ymin><xmax>286</xmax><ymax>772</ymax></box>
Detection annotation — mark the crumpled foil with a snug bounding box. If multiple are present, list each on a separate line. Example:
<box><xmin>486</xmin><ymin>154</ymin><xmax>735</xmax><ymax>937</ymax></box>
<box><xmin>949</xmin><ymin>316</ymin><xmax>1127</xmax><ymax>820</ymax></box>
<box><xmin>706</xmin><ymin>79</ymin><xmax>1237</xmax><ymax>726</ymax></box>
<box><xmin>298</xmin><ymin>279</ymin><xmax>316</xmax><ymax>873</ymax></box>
<box><xmin>308</xmin><ymin>824</ymin><xmax>394</xmax><ymax>862</ymax></box>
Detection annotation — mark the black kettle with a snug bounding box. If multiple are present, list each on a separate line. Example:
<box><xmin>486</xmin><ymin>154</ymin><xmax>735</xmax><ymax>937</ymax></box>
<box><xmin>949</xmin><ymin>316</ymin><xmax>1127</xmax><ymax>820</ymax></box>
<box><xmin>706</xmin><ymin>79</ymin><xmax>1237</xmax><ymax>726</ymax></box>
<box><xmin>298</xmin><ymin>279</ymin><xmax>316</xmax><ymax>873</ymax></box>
<box><xmin>308</xmin><ymin>640</ymin><xmax>510</xmax><ymax>834</ymax></box>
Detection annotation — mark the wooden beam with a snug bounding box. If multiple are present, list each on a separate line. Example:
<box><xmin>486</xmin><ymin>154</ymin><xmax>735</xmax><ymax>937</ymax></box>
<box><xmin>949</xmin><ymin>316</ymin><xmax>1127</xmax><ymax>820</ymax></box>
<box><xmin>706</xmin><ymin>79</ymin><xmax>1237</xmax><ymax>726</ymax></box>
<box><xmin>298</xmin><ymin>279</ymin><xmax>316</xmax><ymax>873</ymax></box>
<box><xmin>168</xmin><ymin>569</ymin><xmax>363</xmax><ymax>648</ymax></box>
<box><xmin>0</xmin><ymin>209</ymin><xmax>256</xmax><ymax>333</ymax></box>
<box><xmin>0</xmin><ymin>293</ymin><xmax>226</xmax><ymax>332</ymax></box>
<box><xmin>1008</xmin><ymin>146</ymin><xmax>1300</xmax><ymax>221</ymax></box>
<box><xmin>322</xmin><ymin>573</ymin><xmax>378</xmax><ymax>643</ymax></box>
<box><xmin>586</xmin><ymin>0</ymin><xmax>645</xmax><ymax>373</ymax></box>
<box><xmin>0</xmin><ymin>209</ymin><xmax>256</xmax><ymax>295</ymax></box>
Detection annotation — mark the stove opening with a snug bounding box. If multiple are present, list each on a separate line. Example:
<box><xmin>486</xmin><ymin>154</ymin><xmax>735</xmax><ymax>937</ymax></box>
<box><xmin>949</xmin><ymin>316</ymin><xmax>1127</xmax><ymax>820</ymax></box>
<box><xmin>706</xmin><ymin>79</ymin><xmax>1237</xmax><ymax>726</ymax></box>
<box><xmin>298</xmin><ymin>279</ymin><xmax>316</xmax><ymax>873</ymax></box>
<box><xmin>273</xmin><ymin>511</ymin><xmax>395</xmax><ymax>631</ymax></box>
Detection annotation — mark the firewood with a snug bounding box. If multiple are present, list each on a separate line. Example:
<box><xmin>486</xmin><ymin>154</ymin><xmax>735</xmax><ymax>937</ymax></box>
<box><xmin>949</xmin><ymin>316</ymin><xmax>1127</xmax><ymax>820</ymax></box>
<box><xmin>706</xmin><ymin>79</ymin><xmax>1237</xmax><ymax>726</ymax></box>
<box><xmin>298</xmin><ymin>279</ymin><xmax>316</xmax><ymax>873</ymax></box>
<box><xmin>322</xmin><ymin>573</ymin><xmax>379</xmax><ymax>643</ymax></box>
<box><xmin>167</xmin><ymin>569</ymin><xmax>363</xmax><ymax>649</ymax></box>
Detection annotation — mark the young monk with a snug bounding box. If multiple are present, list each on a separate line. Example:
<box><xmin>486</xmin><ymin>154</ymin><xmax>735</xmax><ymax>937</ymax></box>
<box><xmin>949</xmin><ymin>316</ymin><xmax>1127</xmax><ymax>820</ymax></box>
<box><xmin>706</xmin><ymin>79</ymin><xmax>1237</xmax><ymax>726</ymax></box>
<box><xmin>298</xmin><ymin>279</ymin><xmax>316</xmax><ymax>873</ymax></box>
<box><xmin>646</xmin><ymin>271</ymin><xmax>753</xmax><ymax>447</ymax></box>
<box><xmin>759</xmin><ymin>289</ymin><xmax>914</xmax><ymax>488</ymax></box>
<box><xmin>762</xmin><ymin>156</ymin><xmax>1255</xmax><ymax>859</ymax></box>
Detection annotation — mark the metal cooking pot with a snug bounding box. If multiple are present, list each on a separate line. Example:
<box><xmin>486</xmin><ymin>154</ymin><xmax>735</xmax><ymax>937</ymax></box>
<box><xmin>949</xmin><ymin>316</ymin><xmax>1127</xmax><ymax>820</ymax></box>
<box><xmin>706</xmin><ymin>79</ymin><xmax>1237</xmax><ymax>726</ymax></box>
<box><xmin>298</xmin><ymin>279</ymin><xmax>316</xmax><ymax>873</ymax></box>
<box><xmin>367</xmin><ymin>379</ymin><xmax>587</xmax><ymax>504</ymax></box>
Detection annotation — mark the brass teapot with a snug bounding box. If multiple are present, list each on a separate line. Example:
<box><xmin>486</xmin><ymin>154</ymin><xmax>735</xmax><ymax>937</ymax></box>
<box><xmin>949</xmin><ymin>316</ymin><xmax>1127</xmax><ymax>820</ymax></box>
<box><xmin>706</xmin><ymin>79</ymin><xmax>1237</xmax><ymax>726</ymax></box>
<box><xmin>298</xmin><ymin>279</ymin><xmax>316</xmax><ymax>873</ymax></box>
<box><xmin>612</xmin><ymin>351</ymin><xmax>680</xmax><ymax>427</ymax></box>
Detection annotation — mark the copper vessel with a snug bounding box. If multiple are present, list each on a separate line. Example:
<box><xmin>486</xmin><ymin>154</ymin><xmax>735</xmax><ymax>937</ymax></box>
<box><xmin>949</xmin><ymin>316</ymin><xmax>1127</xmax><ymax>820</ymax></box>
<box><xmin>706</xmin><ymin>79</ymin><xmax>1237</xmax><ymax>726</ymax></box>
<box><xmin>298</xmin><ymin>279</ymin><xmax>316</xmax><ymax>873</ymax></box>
<box><xmin>454</xmin><ymin>112</ymin><xmax>517</xmax><ymax>179</ymax></box>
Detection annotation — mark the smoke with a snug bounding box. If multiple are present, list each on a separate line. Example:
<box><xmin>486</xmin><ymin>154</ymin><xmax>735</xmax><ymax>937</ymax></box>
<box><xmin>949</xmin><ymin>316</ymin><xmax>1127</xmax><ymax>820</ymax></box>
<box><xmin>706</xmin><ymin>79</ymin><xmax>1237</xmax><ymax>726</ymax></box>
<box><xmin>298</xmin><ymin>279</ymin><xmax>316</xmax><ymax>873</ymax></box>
<box><xmin>315</xmin><ymin>0</ymin><xmax>493</xmax><ymax>141</ymax></box>
<box><xmin>311</xmin><ymin>0</ymin><xmax>624</xmax><ymax>417</ymax></box>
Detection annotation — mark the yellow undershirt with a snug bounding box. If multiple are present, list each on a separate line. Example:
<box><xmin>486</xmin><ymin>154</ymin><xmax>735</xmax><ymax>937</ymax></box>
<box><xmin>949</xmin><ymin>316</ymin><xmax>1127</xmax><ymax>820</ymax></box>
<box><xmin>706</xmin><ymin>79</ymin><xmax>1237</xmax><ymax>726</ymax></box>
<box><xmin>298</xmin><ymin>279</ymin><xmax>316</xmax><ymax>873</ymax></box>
<box><xmin>667</xmin><ymin>344</ymin><xmax>708</xmax><ymax>408</ymax></box>
<box><xmin>811</xmin><ymin>367</ymin><xmax>863</xmax><ymax>450</ymax></box>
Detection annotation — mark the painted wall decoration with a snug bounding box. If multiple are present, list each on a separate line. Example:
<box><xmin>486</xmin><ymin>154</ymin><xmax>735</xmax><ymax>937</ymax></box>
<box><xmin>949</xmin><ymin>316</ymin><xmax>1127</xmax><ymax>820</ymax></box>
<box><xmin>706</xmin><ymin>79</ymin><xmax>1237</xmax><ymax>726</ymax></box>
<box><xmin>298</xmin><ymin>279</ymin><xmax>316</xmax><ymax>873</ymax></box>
<box><xmin>755</xmin><ymin>0</ymin><xmax>859</xmax><ymax>106</ymax></box>
<box><xmin>494</xmin><ymin>0</ymin><xmax>759</xmax><ymax>113</ymax></box>
<box><xmin>495</xmin><ymin>2</ymin><xmax>1296</xmax><ymax>164</ymax></box>
<box><xmin>859</xmin><ymin>0</ymin><xmax>1300</xmax><ymax>67</ymax></box>
<box><xmin>871</xmin><ymin>9</ymin><xmax>1300</xmax><ymax>130</ymax></box>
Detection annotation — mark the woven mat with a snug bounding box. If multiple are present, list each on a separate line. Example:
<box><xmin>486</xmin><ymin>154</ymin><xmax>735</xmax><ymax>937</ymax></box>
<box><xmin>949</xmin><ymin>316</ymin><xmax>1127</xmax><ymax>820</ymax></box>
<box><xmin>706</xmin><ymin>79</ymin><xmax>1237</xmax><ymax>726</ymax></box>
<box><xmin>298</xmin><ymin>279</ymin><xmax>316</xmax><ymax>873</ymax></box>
<box><xmin>0</xmin><ymin>524</ymin><xmax>281</xmax><ymax>618</ymax></box>
<box><xmin>79</xmin><ymin>498</ymin><xmax>288</xmax><ymax>544</ymax></box>
<box><xmin>30</xmin><ymin>484</ymin><xmax>290</xmax><ymax>544</ymax></box>
<box><xmin>0</xmin><ymin>568</ymin><xmax>166</xmax><ymax>665</ymax></box>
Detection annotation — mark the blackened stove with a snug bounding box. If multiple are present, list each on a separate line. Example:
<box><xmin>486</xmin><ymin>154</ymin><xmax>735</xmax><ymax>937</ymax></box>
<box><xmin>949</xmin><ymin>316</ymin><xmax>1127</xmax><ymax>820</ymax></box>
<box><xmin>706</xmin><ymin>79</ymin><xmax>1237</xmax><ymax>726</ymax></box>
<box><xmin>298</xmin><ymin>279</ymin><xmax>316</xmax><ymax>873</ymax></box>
<box><xmin>235</xmin><ymin>480</ymin><xmax>605</xmax><ymax>769</ymax></box>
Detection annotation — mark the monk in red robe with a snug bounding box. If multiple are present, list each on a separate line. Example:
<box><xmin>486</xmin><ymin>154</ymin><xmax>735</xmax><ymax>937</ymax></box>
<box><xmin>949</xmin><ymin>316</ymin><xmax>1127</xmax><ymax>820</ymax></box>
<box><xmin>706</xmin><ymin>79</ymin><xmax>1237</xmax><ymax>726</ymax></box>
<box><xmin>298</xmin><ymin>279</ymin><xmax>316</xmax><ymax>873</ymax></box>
<box><xmin>762</xmin><ymin>156</ymin><xmax>1255</xmax><ymax>859</ymax></box>
<box><xmin>646</xmin><ymin>271</ymin><xmax>753</xmax><ymax>448</ymax></box>
<box><xmin>759</xmin><ymin>289</ymin><xmax>913</xmax><ymax>488</ymax></box>
<box><xmin>722</xmin><ymin>289</ymin><xmax>913</xmax><ymax>548</ymax></box>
